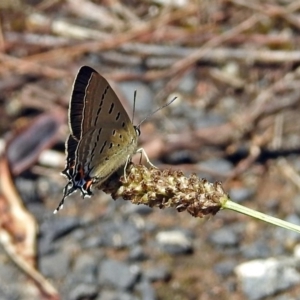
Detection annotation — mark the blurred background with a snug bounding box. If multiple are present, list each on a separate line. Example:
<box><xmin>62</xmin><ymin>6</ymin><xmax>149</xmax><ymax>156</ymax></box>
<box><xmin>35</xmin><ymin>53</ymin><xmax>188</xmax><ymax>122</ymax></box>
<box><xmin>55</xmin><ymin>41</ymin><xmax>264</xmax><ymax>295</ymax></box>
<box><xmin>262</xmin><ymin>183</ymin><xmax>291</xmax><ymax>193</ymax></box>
<box><xmin>1</xmin><ymin>0</ymin><xmax>300</xmax><ymax>299</ymax></box>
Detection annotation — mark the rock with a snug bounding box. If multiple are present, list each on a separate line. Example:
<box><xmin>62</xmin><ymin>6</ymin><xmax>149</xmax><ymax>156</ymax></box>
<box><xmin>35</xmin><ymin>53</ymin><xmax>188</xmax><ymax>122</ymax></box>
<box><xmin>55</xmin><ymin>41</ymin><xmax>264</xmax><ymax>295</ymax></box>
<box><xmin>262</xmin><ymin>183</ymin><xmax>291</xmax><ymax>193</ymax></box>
<box><xmin>100</xmin><ymin>221</ymin><xmax>142</xmax><ymax>248</ymax></box>
<box><xmin>96</xmin><ymin>290</ymin><xmax>139</xmax><ymax>300</ymax></box>
<box><xmin>39</xmin><ymin>216</ymin><xmax>81</xmax><ymax>241</ymax></box>
<box><xmin>123</xmin><ymin>202</ymin><xmax>153</xmax><ymax>216</ymax></box>
<box><xmin>68</xmin><ymin>283</ymin><xmax>98</xmax><ymax>300</ymax></box>
<box><xmin>229</xmin><ymin>187</ymin><xmax>255</xmax><ymax>203</ymax></box>
<box><xmin>292</xmin><ymin>195</ymin><xmax>300</xmax><ymax>216</ymax></box>
<box><xmin>0</xmin><ymin>263</ymin><xmax>24</xmax><ymax>300</ymax></box>
<box><xmin>199</xmin><ymin>158</ymin><xmax>233</xmax><ymax>177</ymax></box>
<box><xmin>72</xmin><ymin>253</ymin><xmax>99</xmax><ymax>284</ymax></box>
<box><xmin>144</xmin><ymin>266</ymin><xmax>171</xmax><ymax>282</ymax></box>
<box><xmin>96</xmin><ymin>290</ymin><xmax>118</xmax><ymax>300</ymax></box>
<box><xmin>156</xmin><ymin>230</ymin><xmax>193</xmax><ymax>255</ymax></box>
<box><xmin>241</xmin><ymin>240</ymin><xmax>272</xmax><ymax>259</ymax></box>
<box><xmin>235</xmin><ymin>257</ymin><xmax>300</xmax><ymax>300</ymax></box>
<box><xmin>136</xmin><ymin>279</ymin><xmax>156</xmax><ymax>300</ymax></box>
<box><xmin>39</xmin><ymin>252</ymin><xmax>71</xmax><ymax>278</ymax></box>
<box><xmin>98</xmin><ymin>260</ymin><xmax>140</xmax><ymax>290</ymax></box>
<box><xmin>214</xmin><ymin>259</ymin><xmax>236</xmax><ymax>277</ymax></box>
<box><xmin>209</xmin><ymin>227</ymin><xmax>240</xmax><ymax>248</ymax></box>
<box><xmin>177</xmin><ymin>70</ymin><xmax>197</xmax><ymax>93</ymax></box>
<box><xmin>275</xmin><ymin>214</ymin><xmax>300</xmax><ymax>247</ymax></box>
<box><xmin>82</xmin><ymin>236</ymin><xmax>105</xmax><ymax>248</ymax></box>
<box><xmin>128</xmin><ymin>246</ymin><xmax>148</xmax><ymax>261</ymax></box>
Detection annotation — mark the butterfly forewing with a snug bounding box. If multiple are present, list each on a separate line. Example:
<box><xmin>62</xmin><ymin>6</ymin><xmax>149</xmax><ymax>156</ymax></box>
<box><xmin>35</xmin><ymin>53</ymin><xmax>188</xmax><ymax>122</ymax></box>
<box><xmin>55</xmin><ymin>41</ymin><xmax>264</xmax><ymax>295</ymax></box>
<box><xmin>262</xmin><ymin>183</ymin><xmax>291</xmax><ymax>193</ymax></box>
<box><xmin>79</xmin><ymin>68</ymin><xmax>132</xmax><ymax>133</ymax></box>
<box><xmin>55</xmin><ymin>66</ymin><xmax>138</xmax><ymax>213</ymax></box>
<box><xmin>73</xmin><ymin>67</ymin><xmax>137</xmax><ymax>184</ymax></box>
<box><xmin>68</xmin><ymin>67</ymin><xmax>94</xmax><ymax>140</ymax></box>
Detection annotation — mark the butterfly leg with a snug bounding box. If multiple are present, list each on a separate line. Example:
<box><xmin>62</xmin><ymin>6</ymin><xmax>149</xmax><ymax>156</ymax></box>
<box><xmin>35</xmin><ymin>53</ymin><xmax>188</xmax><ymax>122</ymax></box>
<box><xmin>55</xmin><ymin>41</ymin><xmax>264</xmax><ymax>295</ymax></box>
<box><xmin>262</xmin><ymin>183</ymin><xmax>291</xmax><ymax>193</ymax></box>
<box><xmin>123</xmin><ymin>149</ymin><xmax>157</xmax><ymax>183</ymax></box>
<box><xmin>136</xmin><ymin>148</ymin><xmax>157</xmax><ymax>168</ymax></box>
<box><xmin>123</xmin><ymin>154</ymin><xmax>132</xmax><ymax>182</ymax></box>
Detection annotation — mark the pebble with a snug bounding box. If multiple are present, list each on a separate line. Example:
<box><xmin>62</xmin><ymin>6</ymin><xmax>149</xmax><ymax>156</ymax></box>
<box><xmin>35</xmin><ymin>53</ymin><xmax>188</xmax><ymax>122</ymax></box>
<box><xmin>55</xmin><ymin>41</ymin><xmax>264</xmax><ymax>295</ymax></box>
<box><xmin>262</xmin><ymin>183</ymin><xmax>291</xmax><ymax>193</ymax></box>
<box><xmin>274</xmin><ymin>214</ymin><xmax>300</xmax><ymax>247</ymax></box>
<box><xmin>144</xmin><ymin>266</ymin><xmax>171</xmax><ymax>282</ymax></box>
<box><xmin>83</xmin><ymin>235</ymin><xmax>105</xmax><ymax>248</ymax></box>
<box><xmin>229</xmin><ymin>187</ymin><xmax>255</xmax><ymax>203</ymax></box>
<box><xmin>98</xmin><ymin>260</ymin><xmax>140</xmax><ymax>290</ymax></box>
<box><xmin>39</xmin><ymin>252</ymin><xmax>71</xmax><ymax>278</ymax></box>
<box><xmin>136</xmin><ymin>279</ymin><xmax>156</xmax><ymax>300</ymax></box>
<box><xmin>292</xmin><ymin>195</ymin><xmax>300</xmax><ymax>216</ymax></box>
<box><xmin>208</xmin><ymin>226</ymin><xmax>240</xmax><ymax>248</ymax></box>
<box><xmin>156</xmin><ymin>230</ymin><xmax>193</xmax><ymax>255</ymax></box>
<box><xmin>96</xmin><ymin>290</ymin><xmax>139</xmax><ymax>300</ymax></box>
<box><xmin>0</xmin><ymin>263</ymin><xmax>26</xmax><ymax>300</ymax></box>
<box><xmin>161</xmin><ymin>149</ymin><xmax>195</xmax><ymax>165</ymax></box>
<box><xmin>123</xmin><ymin>202</ymin><xmax>153</xmax><ymax>216</ymax></box>
<box><xmin>240</xmin><ymin>239</ymin><xmax>272</xmax><ymax>259</ymax></box>
<box><xmin>72</xmin><ymin>253</ymin><xmax>99</xmax><ymax>284</ymax></box>
<box><xmin>128</xmin><ymin>246</ymin><xmax>148</xmax><ymax>261</ymax></box>
<box><xmin>39</xmin><ymin>216</ymin><xmax>81</xmax><ymax>241</ymax></box>
<box><xmin>214</xmin><ymin>259</ymin><xmax>236</xmax><ymax>277</ymax></box>
<box><xmin>99</xmin><ymin>221</ymin><xmax>142</xmax><ymax>248</ymax></box>
<box><xmin>68</xmin><ymin>283</ymin><xmax>98</xmax><ymax>300</ymax></box>
<box><xmin>177</xmin><ymin>70</ymin><xmax>197</xmax><ymax>93</ymax></box>
<box><xmin>38</xmin><ymin>216</ymin><xmax>82</xmax><ymax>255</ymax></box>
<box><xmin>235</xmin><ymin>257</ymin><xmax>300</xmax><ymax>300</ymax></box>
<box><xmin>199</xmin><ymin>158</ymin><xmax>233</xmax><ymax>177</ymax></box>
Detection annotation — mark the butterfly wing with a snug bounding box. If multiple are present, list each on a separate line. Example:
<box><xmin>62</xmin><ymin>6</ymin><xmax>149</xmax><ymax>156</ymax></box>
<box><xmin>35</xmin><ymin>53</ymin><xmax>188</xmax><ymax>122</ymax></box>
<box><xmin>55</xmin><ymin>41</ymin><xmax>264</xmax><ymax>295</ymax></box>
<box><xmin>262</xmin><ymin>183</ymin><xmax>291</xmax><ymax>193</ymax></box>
<box><xmin>56</xmin><ymin>66</ymin><xmax>138</xmax><ymax>213</ymax></box>
<box><xmin>68</xmin><ymin>67</ymin><xmax>93</xmax><ymax>140</ymax></box>
<box><xmin>77</xmin><ymin>124</ymin><xmax>137</xmax><ymax>183</ymax></box>
<box><xmin>72</xmin><ymin>66</ymin><xmax>138</xmax><ymax>184</ymax></box>
<box><xmin>61</xmin><ymin>134</ymin><xmax>78</xmax><ymax>179</ymax></box>
<box><xmin>69</xmin><ymin>66</ymin><xmax>134</xmax><ymax>138</ymax></box>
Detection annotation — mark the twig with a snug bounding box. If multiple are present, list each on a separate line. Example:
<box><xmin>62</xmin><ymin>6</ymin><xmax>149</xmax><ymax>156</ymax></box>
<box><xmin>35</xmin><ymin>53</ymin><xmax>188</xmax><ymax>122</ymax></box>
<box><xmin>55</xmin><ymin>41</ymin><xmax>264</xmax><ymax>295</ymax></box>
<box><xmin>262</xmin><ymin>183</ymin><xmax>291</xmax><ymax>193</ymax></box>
<box><xmin>102</xmin><ymin>47</ymin><xmax>300</xmax><ymax>69</ymax></box>
<box><xmin>0</xmin><ymin>52</ymin><xmax>68</xmax><ymax>78</ymax></box>
<box><xmin>278</xmin><ymin>158</ymin><xmax>300</xmax><ymax>190</ymax></box>
<box><xmin>67</xmin><ymin>0</ymin><xmax>124</xmax><ymax>29</ymax></box>
<box><xmin>23</xmin><ymin>5</ymin><xmax>197</xmax><ymax>64</ymax></box>
<box><xmin>0</xmin><ymin>157</ymin><xmax>59</xmax><ymax>298</ymax></box>
<box><xmin>230</xmin><ymin>0</ymin><xmax>300</xmax><ymax>29</ymax></box>
<box><xmin>149</xmin><ymin>14</ymin><xmax>262</xmax><ymax>99</ymax></box>
<box><xmin>27</xmin><ymin>13</ymin><xmax>110</xmax><ymax>39</ymax></box>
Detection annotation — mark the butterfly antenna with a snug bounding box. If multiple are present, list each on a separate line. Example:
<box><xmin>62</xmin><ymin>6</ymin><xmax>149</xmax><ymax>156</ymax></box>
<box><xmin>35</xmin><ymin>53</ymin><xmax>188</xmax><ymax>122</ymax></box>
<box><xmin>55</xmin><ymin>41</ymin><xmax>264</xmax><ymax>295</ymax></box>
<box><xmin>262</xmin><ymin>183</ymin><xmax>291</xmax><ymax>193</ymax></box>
<box><xmin>132</xmin><ymin>90</ymin><xmax>137</xmax><ymax>124</ymax></box>
<box><xmin>136</xmin><ymin>96</ymin><xmax>177</xmax><ymax>129</ymax></box>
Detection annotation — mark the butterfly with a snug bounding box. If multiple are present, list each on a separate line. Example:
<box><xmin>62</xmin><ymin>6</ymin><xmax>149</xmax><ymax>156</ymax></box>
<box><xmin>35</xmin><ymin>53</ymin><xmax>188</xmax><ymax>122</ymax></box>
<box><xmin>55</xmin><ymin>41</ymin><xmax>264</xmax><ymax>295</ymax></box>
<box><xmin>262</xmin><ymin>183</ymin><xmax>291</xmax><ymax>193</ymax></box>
<box><xmin>54</xmin><ymin>66</ymin><xmax>139</xmax><ymax>213</ymax></box>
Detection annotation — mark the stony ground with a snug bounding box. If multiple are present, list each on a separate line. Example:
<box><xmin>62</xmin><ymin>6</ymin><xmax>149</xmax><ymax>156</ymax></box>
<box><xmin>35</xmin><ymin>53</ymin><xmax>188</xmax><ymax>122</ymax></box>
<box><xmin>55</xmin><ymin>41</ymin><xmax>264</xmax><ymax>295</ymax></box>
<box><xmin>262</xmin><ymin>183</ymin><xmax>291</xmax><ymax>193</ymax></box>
<box><xmin>1</xmin><ymin>1</ymin><xmax>300</xmax><ymax>300</ymax></box>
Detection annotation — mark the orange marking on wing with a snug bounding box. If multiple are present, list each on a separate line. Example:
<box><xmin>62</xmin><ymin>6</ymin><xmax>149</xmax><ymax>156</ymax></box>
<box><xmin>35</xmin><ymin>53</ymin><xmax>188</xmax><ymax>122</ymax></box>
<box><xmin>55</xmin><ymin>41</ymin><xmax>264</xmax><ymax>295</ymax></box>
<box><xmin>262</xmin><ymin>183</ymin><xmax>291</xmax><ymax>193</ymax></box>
<box><xmin>86</xmin><ymin>180</ymin><xmax>93</xmax><ymax>190</ymax></box>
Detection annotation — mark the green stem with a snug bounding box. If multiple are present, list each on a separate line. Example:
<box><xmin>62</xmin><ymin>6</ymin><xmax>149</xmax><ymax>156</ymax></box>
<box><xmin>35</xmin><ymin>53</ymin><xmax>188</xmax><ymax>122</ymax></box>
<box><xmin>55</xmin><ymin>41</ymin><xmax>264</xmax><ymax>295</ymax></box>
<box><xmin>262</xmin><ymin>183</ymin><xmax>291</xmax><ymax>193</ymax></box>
<box><xmin>222</xmin><ymin>199</ymin><xmax>300</xmax><ymax>234</ymax></box>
